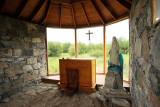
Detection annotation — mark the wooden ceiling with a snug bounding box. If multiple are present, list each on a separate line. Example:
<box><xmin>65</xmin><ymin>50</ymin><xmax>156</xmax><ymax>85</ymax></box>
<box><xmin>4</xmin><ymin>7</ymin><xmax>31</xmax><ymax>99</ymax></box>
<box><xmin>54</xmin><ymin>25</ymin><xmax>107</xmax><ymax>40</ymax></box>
<box><xmin>0</xmin><ymin>0</ymin><xmax>132</xmax><ymax>28</ymax></box>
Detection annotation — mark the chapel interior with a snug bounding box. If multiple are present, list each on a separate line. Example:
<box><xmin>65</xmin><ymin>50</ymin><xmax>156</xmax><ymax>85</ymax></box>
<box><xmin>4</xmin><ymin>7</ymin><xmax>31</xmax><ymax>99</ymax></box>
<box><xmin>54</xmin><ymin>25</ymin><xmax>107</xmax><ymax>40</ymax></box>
<box><xmin>0</xmin><ymin>0</ymin><xmax>160</xmax><ymax>107</ymax></box>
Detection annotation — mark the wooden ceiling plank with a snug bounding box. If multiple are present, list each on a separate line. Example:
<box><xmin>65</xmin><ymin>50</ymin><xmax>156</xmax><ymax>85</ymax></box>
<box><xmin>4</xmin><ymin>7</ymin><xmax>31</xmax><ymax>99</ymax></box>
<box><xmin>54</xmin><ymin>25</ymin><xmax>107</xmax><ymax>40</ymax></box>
<box><xmin>100</xmin><ymin>0</ymin><xmax>116</xmax><ymax>20</ymax></box>
<box><xmin>71</xmin><ymin>4</ymin><xmax>76</xmax><ymax>28</ymax></box>
<box><xmin>81</xmin><ymin>3</ymin><xmax>90</xmax><ymax>26</ymax></box>
<box><xmin>60</xmin><ymin>3</ymin><xmax>62</xmax><ymax>27</ymax></box>
<box><xmin>0</xmin><ymin>0</ymin><xmax>8</xmax><ymax>13</ymax></box>
<box><xmin>41</xmin><ymin>0</ymin><xmax>52</xmax><ymax>25</ymax></box>
<box><xmin>90</xmin><ymin>0</ymin><xmax>104</xmax><ymax>24</ymax></box>
<box><xmin>18</xmin><ymin>0</ymin><xmax>30</xmax><ymax>18</ymax></box>
<box><xmin>116</xmin><ymin>0</ymin><xmax>131</xmax><ymax>12</ymax></box>
<box><xmin>30</xmin><ymin>0</ymin><xmax>46</xmax><ymax>21</ymax></box>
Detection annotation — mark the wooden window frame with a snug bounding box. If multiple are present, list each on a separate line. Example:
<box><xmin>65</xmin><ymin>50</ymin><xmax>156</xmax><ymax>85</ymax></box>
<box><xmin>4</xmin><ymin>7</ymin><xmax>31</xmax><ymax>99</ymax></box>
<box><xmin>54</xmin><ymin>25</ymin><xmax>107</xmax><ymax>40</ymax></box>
<box><xmin>152</xmin><ymin>0</ymin><xmax>160</xmax><ymax>23</ymax></box>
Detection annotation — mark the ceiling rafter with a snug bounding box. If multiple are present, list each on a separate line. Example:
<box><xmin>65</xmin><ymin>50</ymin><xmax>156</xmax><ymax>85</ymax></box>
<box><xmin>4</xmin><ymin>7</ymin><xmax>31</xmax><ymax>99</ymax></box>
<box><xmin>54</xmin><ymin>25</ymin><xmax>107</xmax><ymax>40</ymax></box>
<box><xmin>124</xmin><ymin>0</ymin><xmax>132</xmax><ymax>4</ymax></box>
<box><xmin>42</xmin><ymin>0</ymin><xmax>52</xmax><ymax>25</ymax></box>
<box><xmin>18</xmin><ymin>0</ymin><xmax>30</xmax><ymax>18</ymax></box>
<box><xmin>116</xmin><ymin>0</ymin><xmax>131</xmax><ymax>12</ymax></box>
<box><xmin>100</xmin><ymin>0</ymin><xmax>116</xmax><ymax>20</ymax></box>
<box><xmin>30</xmin><ymin>0</ymin><xmax>46</xmax><ymax>21</ymax></box>
<box><xmin>71</xmin><ymin>4</ymin><xmax>76</xmax><ymax>28</ymax></box>
<box><xmin>90</xmin><ymin>0</ymin><xmax>104</xmax><ymax>24</ymax></box>
<box><xmin>81</xmin><ymin>2</ymin><xmax>90</xmax><ymax>26</ymax></box>
<box><xmin>0</xmin><ymin>0</ymin><xmax>8</xmax><ymax>13</ymax></box>
<box><xmin>59</xmin><ymin>3</ymin><xmax>62</xmax><ymax>27</ymax></box>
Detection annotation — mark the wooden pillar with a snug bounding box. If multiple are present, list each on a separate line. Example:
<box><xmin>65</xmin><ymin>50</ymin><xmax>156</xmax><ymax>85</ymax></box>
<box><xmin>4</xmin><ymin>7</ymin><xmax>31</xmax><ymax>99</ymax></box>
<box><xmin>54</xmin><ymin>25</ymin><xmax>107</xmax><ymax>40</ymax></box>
<box><xmin>103</xmin><ymin>25</ymin><xmax>106</xmax><ymax>74</ymax></box>
<box><xmin>75</xmin><ymin>28</ymin><xmax>77</xmax><ymax>58</ymax></box>
<box><xmin>45</xmin><ymin>28</ymin><xmax>49</xmax><ymax>76</ymax></box>
<box><xmin>128</xmin><ymin>19</ymin><xmax>130</xmax><ymax>82</ymax></box>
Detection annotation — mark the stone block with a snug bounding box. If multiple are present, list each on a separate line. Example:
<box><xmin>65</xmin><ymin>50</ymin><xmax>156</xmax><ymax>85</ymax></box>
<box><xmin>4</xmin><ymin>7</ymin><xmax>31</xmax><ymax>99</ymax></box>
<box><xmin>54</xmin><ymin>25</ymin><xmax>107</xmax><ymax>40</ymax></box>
<box><xmin>32</xmin><ymin>70</ymin><xmax>39</xmax><ymax>75</ymax></box>
<box><xmin>40</xmin><ymin>43</ymin><xmax>46</xmax><ymax>48</ymax></box>
<box><xmin>27</xmin><ymin>24</ymin><xmax>37</xmax><ymax>32</ymax></box>
<box><xmin>12</xmin><ymin>37</ymin><xmax>24</xmax><ymax>42</ymax></box>
<box><xmin>33</xmin><ymin>63</ymin><xmax>41</xmax><ymax>70</ymax></box>
<box><xmin>42</xmin><ymin>55</ymin><xmax>46</xmax><ymax>64</ymax></box>
<box><xmin>30</xmin><ymin>31</ymin><xmax>45</xmax><ymax>38</ymax></box>
<box><xmin>0</xmin><ymin>62</ymin><xmax>8</xmax><ymax>68</ymax></box>
<box><xmin>0</xmin><ymin>83</ymin><xmax>12</xmax><ymax>95</ymax></box>
<box><xmin>111</xmin><ymin>98</ymin><xmax>130</xmax><ymax>107</ymax></box>
<box><xmin>0</xmin><ymin>49</ymin><xmax>12</xmax><ymax>57</ymax></box>
<box><xmin>33</xmin><ymin>49</ymin><xmax>40</xmax><ymax>56</ymax></box>
<box><xmin>104</xmin><ymin>70</ymin><xmax>123</xmax><ymax>89</ymax></box>
<box><xmin>22</xmin><ymin>49</ymin><xmax>33</xmax><ymax>56</ymax></box>
<box><xmin>134</xmin><ymin>38</ymin><xmax>141</xmax><ymax>57</ymax></box>
<box><xmin>0</xmin><ymin>68</ymin><xmax>4</xmax><ymax>75</ymax></box>
<box><xmin>40</xmin><ymin>49</ymin><xmax>46</xmax><ymax>55</ymax></box>
<box><xmin>23</xmin><ymin>65</ymin><xmax>33</xmax><ymax>72</ymax></box>
<box><xmin>5</xmin><ymin>67</ymin><xmax>22</xmax><ymax>78</ymax></box>
<box><xmin>27</xmin><ymin>58</ymin><xmax>37</xmax><ymax>64</ymax></box>
<box><xmin>0</xmin><ymin>35</ymin><xmax>11</xmax><ymax>40</ymax></box>
<box><xmin>141</xmin><ymin>30</ymin><xmax>149</xmax><ymax>62</ymax></box>
<box><xmin>24</xmin><ymin>37</ymin><xmax>31</xmax><ymax>42</ymax></box>
<box><xmin>0</xmin><ymin>41</ymin><xmax>20</xmax><ymax>48</ymax></box>
<box><xmin>13</xmin><ymin>49</ymin><xmax>22</xmax><ymax>56</ymax></box>
<box><xmin>32</xmin><ymin>38</ymin><xmax>41</xmax><ymax>43</ymax></box>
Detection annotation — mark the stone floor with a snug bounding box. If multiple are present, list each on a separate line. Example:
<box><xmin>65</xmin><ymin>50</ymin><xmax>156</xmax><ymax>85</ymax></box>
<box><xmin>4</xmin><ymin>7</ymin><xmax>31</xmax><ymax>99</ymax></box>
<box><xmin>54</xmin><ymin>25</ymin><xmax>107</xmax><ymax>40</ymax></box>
<box><xmin>0</xmin><ymin>82</ymin><xmax>131</xmax><ymax>107</ymax></box>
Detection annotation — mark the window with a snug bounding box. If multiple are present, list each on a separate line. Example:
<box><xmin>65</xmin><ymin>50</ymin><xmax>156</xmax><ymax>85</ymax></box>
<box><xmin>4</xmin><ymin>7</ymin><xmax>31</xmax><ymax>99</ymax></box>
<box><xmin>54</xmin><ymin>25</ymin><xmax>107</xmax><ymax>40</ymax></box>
<box><xmin>77</xmin><ymin>27</ymin><xmax>104</xmax><ymax>73</ymax></box>
<box><xmin>153</xmin><ymin>0</ymin><xmax>160</xmax><ymax>22</ymax></box>
<box><xmin>47</xmin><ymin>28</ymin><xmax>75</xmax><ymax>74</ymax></box>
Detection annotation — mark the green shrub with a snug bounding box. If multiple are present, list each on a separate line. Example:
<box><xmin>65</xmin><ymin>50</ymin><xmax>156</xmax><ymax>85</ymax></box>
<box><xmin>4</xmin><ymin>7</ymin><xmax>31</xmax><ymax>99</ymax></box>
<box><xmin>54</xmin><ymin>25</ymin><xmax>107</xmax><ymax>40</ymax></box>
<box><xmin>48</xmin><ymin>42</ymin><xmax>62</xmax><ymax>57</ymax></box>
<box><xmin>90</xmin><ymin>49</ymin><xmax>103</xmax><ymax>57</ymax></box>
<box><xmin>77</xmin><ymin>42</ymin><xmax>88</xmax><ymax>54</ymax></box>
<box><xmin>62</xmin><ymin>43</ymin><xmax>71</xmax><ymax>53</ymax></box>
<box><xmin>68</xmin><ymin>44</ymin><xmax>75</xmax><ymax>56</ymax></box>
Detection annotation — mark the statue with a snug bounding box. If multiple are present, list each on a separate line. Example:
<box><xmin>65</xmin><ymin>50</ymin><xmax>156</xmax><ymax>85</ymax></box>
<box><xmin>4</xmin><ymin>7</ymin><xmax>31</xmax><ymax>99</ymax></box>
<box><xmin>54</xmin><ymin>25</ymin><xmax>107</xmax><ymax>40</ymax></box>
<box><xmin>104</xmin><ymin>36</ymin><xmax>123</xmax><ymax>89</ymax></box>
<box><xmin>109</xmin><ymin>36</ymin><xmax>120</xmax><ymax>66</ymax></box>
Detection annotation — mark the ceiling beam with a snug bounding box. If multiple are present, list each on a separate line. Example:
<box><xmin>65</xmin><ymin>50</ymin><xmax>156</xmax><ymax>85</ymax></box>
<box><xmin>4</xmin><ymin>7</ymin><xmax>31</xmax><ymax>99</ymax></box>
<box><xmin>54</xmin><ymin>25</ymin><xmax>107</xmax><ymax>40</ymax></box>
<box><xmin>18</xmin><ymin>0</ymin><xmax>30</xmax><ymax>18</ymax></box>
<box><xmin>124</xmin><ymin>0</ymin><xmax>132</xmax><ymax>4</ymax></box>
<box><xmin>90</xmin><ymin>0</ymin><xmax>104</xmax><ymax>24</ymax></box>
<box><xmin>41</xmin><ymin>0</ymin><xmax>52</xmax><ymax>25</ymax></box>
<box><xmin>71</xmin><ymin>4</ymin><xmax>76</xmax><ymax>28</ymax></box>
<box><xmin>59</xmin><ymin>4</ymin><xmax>62</xmax><ymax>27</ymax></box>
<box><xmin>0</xmin><ymin>0</ymin><xmax>8</xmax><ymax>13</ymax></box>
<box><xmin>100</xmin><ymin>0</ymin><xmax>116</xmax><ymax>20</ymax></box>
<box><xmin>30</xmin><ymin>0</ymin><xmax>46</xmax><ymax>21</ymax></box>
<box><xmin>116</xmin><ymin>0</ymin><xmax>131</xmax><ymax>12</ymax></box>
<box><xmin>81</xmin><ymin>3</ymin><xmax>90</xmax><ymax>26</ymax></box>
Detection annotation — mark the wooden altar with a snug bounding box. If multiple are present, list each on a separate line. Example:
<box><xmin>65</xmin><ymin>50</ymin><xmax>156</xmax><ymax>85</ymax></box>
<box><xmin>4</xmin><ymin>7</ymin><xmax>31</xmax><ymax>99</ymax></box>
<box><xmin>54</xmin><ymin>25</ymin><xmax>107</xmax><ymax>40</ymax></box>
<box><xmin>58</xmin><ymin>58</ymin><xmax>96</xmax><ymax>92</ymax></box>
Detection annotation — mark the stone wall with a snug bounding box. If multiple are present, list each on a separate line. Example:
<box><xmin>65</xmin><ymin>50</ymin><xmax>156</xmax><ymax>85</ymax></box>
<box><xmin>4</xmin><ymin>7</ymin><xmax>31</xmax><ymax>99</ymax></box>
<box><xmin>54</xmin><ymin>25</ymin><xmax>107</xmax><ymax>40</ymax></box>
<box><xmin>0</xmin><ymin>15</ymin><xmax>47</xmax><ymax>101</ymax></box>
<box><xmin>130</xmin><ymin>0</ymin><xmax>160</xmax><ymax>106</ymax></box>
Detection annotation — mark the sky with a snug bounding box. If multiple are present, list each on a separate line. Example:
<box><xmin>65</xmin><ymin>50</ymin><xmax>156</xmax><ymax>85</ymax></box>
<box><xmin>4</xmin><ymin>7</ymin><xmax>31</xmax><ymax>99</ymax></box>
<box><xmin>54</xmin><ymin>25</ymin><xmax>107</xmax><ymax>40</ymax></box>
<box><xmin>47</xmin><ymin>19</ymin><xmax>129</xmax><ymax>44</ymax></box>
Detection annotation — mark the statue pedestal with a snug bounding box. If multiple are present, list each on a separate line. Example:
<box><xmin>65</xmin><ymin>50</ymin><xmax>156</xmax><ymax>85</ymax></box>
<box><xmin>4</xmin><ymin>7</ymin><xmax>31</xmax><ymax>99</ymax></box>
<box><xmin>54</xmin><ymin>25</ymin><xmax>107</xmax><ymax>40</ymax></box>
<box><xmin>104</xmin><ymin>70</ymin><xmax>123</xmax><ymax>89</ymax></box>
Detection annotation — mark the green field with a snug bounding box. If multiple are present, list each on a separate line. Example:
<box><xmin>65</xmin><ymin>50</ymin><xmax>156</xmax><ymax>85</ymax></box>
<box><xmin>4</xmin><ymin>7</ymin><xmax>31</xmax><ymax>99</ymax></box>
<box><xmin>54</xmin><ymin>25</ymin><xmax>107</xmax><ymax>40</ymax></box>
<box><xmin>48</xmin><ymin>53</ymin><xmax>129</xmax><ymax>80</ymax></box>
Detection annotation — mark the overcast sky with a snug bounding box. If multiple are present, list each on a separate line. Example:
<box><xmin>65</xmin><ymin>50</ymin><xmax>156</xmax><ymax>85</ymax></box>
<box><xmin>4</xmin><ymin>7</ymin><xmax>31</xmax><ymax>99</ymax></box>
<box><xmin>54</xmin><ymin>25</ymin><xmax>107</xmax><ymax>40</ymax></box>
<box><xmin>47</xmin><ymin>19</ymin><xmax>129</xmax><ymax>44</ymax></box>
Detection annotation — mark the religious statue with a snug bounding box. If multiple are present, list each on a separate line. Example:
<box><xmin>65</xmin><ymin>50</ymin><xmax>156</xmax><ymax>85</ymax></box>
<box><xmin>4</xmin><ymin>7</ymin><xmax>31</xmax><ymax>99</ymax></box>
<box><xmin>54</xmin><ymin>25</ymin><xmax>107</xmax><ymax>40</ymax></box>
<box><xmin>104</xmin><ymin>36</ymin><xmax>123</xmax><ymax>89</ymax></box>
<box><xmin>109</xmin><ymin>36</ymin><xmax>120</xmax><ymax>66</ymax></box>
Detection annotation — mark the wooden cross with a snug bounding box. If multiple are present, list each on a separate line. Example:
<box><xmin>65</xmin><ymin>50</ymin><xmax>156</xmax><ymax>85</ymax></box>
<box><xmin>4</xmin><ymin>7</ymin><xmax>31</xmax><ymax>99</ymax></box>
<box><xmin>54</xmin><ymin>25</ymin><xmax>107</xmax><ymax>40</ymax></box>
<box><xmin>86</xmin><ymin>30</ymin><xmax>93</xmax><ymax>40</ymax></box>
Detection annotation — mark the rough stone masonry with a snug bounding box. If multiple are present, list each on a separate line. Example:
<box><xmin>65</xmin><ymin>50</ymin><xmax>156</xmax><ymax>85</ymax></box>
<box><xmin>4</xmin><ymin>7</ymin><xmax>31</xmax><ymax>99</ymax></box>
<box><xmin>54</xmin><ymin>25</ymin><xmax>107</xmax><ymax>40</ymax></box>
<box><xmin>130</xmin><ymin>0</ymin><xmax>160</xmax><ymax>106</ymax></box>
<box><xmin>0</xmin><ymin>15</ymin><xmax>47</xmax><ymax>102</ymax></box>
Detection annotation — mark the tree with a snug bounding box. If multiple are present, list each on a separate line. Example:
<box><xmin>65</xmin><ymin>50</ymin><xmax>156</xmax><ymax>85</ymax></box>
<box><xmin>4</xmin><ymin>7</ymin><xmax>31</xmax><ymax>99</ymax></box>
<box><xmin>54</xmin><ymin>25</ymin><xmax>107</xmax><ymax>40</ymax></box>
<box><xmin>77</xmin><ymin>42</ymin><xmax>88</xmax><ymax>54</ymax></box>
<box><xmin>48</xmin><ymin>42</ymin><xmax>62</xmax><ymax>57</ymax></box>
<box><xmin>68</xmin><ymin>44</ymin><xmax>75</xmax><ymax>56</ymax></box>
<box><xmin>62</xmin><ymin>43</ymin><xmax>71</xmax><ymax>53</ymax></box>
<box><xmin>117</xmin><ymin>37</ymin><xmax>129</xmax><ymax>54</ymax></box>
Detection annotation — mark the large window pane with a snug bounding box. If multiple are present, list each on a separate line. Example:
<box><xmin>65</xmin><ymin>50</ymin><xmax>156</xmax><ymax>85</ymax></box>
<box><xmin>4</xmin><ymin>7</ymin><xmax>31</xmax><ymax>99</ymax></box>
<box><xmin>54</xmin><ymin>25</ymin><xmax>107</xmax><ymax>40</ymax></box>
<box><xmin>106</xmin><ymin>19</ymin><xmax>129</xmax><ymax>81</ymax></box>
<box><xmin>77</xmin><ymin>27</ymin><xmax>104</xmax><ymax>73</ymax></box>
<box><xmin>47</xmin><ymin>28</ymin><xmax>74</xmax><ymax>74</ymax></box>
